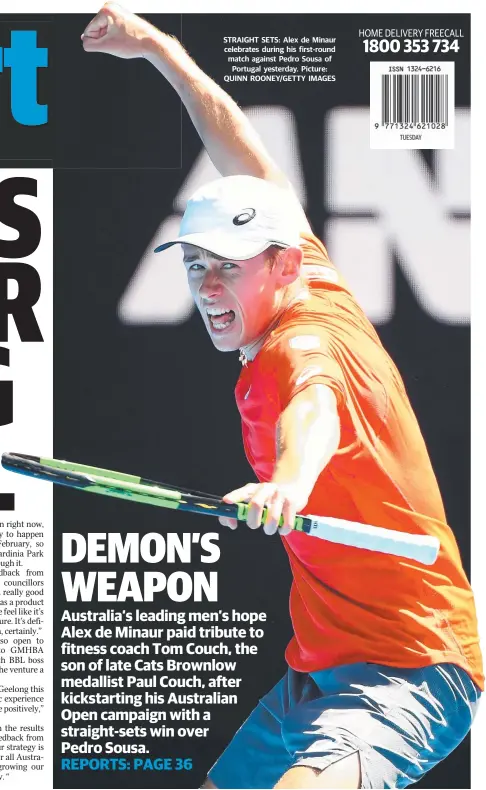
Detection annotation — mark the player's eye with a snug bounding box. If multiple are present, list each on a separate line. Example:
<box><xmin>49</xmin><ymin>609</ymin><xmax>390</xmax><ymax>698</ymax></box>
<box><xmin>221</xmin><ymin>262</ymin><xmax>238</xmax><ymax>270</ymax></box>
<box><xmin>187</xmin><ymin>263</ymin><xmax>205</xmax><ymax>272</ymax></box>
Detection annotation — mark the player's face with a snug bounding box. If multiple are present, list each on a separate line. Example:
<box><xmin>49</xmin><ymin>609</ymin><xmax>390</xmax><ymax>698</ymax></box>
<box><xmin>182</xmin><ymin>245</ymin><xmax>282</xmax><ymax>352</ymax></box>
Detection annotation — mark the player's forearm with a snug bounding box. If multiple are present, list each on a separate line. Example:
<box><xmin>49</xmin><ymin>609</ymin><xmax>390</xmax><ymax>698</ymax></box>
<box><xmin>272</xmin><ymin>385</ymin><xmax>340</xmax><ymax>504</ymax></box>
<box><xmin>143</xmin><ymin>32</ymin><xmax>285</xmax><ymax>182</ymax></box>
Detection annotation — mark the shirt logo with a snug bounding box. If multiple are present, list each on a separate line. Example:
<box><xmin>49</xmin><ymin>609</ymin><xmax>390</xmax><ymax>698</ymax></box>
<box><xmin>233</xmin><ymin>208</ymin><xmax>256</xmax><ymax>226</ymax></box>
<box><xmin>295</xmin><ymin>366</ymin><xmax>322</xmax><ymax>386</ymax></box>
<box><xmin>288</xmin><ymin>335</ymin><xmax>320</xmax><ymax>350</ymax></box>
<box><xmin>304</xmin><ymin>264</ymin><xmax>339</xmax><ymax>283</ymax></box>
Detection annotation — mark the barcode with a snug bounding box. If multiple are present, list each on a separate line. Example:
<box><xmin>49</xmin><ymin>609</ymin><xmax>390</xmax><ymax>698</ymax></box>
<box><xmin>381</xmin><ymin>73</ymin><xmax>449</xmax><ymax>125</ymax></box>
<box><xmin>370</xmin><ymin>63</ymin><xmax>454</xmax><ymax>149</ymax></box>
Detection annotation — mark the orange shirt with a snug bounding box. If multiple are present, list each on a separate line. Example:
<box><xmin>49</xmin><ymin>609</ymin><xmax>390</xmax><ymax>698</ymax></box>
<box><xmin>235</xmin><ymin>233</ymin><xmax>484</xmax><ymax>690</ymax></box>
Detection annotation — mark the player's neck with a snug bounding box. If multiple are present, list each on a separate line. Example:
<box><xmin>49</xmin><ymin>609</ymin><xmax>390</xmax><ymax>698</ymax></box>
<box><xmin>239</xmin><ymin>281</ymin><xmax>304</xmax><ymax>365</ymax></box>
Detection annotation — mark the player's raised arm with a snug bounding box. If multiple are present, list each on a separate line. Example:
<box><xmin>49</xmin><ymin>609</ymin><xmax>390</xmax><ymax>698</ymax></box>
<box><xmin>82</xmin><ymin>4</ymin><xmax>310</xmax><ymax>226</ymax></box>
<box><xmin>82</xmin><ymin>2</ymin><xmax>281</xmax><ymax>181</ymax></box>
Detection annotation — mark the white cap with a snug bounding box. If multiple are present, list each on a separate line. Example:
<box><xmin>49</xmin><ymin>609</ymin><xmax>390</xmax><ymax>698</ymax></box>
<box><xmin>154</xmin><ymin>175</ymin><xmax>302</xmax><ymax>260</ymax></box>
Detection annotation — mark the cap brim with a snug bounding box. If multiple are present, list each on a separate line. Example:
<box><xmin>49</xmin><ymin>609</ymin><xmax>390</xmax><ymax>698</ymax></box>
<box><xmin>154</xmin><ymin>231</ymin><xmax>286</xmax><ymax>260</ymax></box>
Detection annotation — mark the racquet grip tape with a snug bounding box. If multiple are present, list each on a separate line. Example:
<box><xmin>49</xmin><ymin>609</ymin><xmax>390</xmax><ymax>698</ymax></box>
<box><xmin>235</xmin><ymin>502</ymin><xmax>304</xmax><ymax>530</ymax></box>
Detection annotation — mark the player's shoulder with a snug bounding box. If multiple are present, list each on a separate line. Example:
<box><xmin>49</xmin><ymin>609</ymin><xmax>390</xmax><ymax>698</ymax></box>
<box><xmin>300</xmin><ymin>232</ymin><xmax>332</xmax><ymax>271</ymax></box>
<box><xmin>260</xmin><ymin>292</ymin><xmax>332</xmax><ymax>366</ymax></box>
<box><xmin>264</xmin><ymin>277</ymin><xmax>382</xmax><ymax>364</ymax></box>
<box><xmin>300</xmin><ymin>232</ymin><xmax>352</xmax><ymax>293</ymax></box>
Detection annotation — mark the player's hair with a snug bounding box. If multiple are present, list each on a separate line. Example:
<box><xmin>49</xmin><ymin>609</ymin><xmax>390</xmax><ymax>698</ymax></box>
<box><xmin>265</xmin><ymin>245</ymin><xmax>286</xmax><ymax>271</ymax></box>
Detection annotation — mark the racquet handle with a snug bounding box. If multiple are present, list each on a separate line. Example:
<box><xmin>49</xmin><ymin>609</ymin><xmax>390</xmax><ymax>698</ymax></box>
<box><xmin>235</xmin><ymin>504</ymin><xmax>440</xmax><ymax>565</ymax></box>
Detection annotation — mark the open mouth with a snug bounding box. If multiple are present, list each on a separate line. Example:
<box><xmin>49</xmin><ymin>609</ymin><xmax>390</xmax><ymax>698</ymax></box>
<box><xmin>207</xmin><ymin>308</ymin><xmax>236</xmax><ymax>332</ymax></box>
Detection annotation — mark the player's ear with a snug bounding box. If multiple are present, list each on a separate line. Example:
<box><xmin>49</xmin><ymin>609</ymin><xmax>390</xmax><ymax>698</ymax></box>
<box><xmin>278</xmin><ymin>246</ymin><xmax>303</xmax><ymax>284</ymax></box>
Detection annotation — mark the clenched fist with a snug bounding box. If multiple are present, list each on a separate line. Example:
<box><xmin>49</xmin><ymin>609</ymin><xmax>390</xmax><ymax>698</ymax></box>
<box><xmin>81</xmin><ymin>2</ymin><xmax>158</xmax><ymax>59</ymax></box>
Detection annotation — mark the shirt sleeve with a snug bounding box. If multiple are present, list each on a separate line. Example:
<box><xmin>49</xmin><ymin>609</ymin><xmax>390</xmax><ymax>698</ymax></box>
<box><xmin>266</xmin><ymin>321</ymin><xmax>347</xmax><ymax>412</ymax></box>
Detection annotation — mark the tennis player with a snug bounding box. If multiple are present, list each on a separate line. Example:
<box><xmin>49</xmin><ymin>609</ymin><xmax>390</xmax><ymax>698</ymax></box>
<box><xmin>83</xmin><ymin>6</ymin><xmax>483</xmax><ymax>788</ymax></box>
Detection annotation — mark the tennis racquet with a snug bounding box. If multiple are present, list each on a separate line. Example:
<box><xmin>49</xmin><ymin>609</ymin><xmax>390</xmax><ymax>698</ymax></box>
<box><xmin>1</xmin><ymin>452</ymin><xmax>440</xmax><ymax>565</ymax></box>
